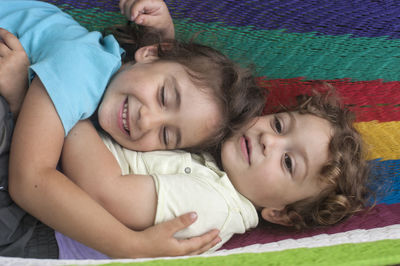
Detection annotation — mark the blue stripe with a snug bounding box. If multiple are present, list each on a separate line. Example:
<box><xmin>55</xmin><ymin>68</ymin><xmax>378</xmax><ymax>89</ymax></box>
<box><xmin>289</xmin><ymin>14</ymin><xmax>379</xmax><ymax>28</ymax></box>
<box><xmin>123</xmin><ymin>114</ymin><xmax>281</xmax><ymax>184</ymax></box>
<box><xmin>166</xmin><ymin>0</ymin><xmax>400</xmax><ymax>39</ymax></box>
<box><xmin>369</xmin><ymin>159</ymin><xmax>400</xmax><ymax>205</ymax></box>
<box><xmin>42</xmin><ymin>0</ymin><xmax>120</xmax><ymax>12</ymax></box>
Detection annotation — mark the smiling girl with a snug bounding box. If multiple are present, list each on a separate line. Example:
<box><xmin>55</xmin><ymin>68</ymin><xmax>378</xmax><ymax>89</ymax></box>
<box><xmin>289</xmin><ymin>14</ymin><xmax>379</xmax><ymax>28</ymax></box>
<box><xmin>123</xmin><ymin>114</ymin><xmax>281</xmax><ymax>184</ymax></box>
<box><xmin>0</xmin><ymin>0</ymin><xmax>264</xmax><ymax>259</ymax></box>
<box><xmin>58</xmin><ymin>88</ymin><xmax>370</xmax><ymax>258</ymax></box>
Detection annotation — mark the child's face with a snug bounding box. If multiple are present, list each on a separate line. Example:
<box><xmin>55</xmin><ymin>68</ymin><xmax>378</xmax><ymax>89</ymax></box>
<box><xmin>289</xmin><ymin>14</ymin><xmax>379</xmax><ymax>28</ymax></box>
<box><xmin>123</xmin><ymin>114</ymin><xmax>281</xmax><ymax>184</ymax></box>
<box><xmin>221</xmin><ymin>112</ymin><xmax>332</xmax><ymax>213</ymax></box>
<box><xmin>98</xmin><ymin>52</ymin><xmax>222</xmax><ymax>151</ymax></box>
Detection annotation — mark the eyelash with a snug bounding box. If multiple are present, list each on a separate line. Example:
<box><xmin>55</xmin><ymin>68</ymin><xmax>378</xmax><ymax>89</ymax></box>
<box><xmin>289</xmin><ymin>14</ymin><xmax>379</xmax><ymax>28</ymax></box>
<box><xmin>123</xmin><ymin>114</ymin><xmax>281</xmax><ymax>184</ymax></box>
<box><xmin>273</xmin><ymin>116</ymin><xmax>282</xmax><ymax>134</ymax></box>
<box><xmin>159</xmin><ymin>86</ymin><xmax>168</xmax><ymax>145</ymax></box>
<box><xmin>163</xmin><ymin>127</ymin><xmax>168</xmax><ymax>146</ymax></box>
<box><xmin>284</xmin><ymin>154</ymin><xmax>293</xmax><ymax>174</ymax></box>
<box><xmin>159</xmin><ymin>86</ymin><xmax>168</xmax><ymax>146</ymax></box>
<box><xmin>160</xmin><ymin>86</ymin><xmax>166</xmax><ymax>106</ymax></box>
<box><xmin>274</xmin><ymin>116</ymin><xmax>293</xmax><ymax>174</ymax></box>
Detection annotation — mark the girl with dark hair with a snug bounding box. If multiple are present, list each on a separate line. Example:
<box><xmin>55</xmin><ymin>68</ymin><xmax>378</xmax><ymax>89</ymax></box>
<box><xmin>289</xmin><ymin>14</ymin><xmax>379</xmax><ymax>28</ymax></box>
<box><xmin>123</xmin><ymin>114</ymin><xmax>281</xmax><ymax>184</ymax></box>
<box><xmin>0</xmin><ymin>0</ymin><xmax>264</xmax><ymax>259</ymax></box>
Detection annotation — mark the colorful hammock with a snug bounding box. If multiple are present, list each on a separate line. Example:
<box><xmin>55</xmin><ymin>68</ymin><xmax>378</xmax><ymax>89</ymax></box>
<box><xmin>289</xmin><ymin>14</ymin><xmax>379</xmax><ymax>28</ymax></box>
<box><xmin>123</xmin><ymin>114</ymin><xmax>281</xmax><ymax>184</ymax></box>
<box><xmin>2</xmin><ymin>0</ymin><xmax>400</xmax><ymax>265</ymax></box>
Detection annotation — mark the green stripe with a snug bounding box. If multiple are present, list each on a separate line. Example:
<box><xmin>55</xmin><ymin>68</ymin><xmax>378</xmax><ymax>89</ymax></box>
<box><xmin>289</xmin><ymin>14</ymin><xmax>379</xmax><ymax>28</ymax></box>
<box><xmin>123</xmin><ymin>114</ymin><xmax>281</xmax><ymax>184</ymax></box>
<box><xmin>60</xmin><ymin>8</ymin><xmax>400</xmax><ymax>81</ymax></box>
<box><xmin>60</xmin><ymin>7</ymin><xmax>127</xmax><ymax>32</ymax></box>
<box><xmin>173</xmin><ymin>20</ymin><xmax>400</xmax><ymax>81</ymax></box>
<box><xmin>70</xmin><ymin>239</ymin><xmax>400</xmax><ymax>266</ymax></box>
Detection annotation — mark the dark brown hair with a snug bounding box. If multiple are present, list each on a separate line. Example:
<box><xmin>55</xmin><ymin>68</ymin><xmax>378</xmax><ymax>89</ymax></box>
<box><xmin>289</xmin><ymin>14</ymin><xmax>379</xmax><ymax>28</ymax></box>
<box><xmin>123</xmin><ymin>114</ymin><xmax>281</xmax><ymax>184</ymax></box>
<box><xmin>109</xmin><ymin>23</ymin><xmax>266</xmax><ymax>152</ymax></box>
<box><xmin>277</xmin><ymin>84</ymin><xmax>372</xmax><ymax>229</ymax></box>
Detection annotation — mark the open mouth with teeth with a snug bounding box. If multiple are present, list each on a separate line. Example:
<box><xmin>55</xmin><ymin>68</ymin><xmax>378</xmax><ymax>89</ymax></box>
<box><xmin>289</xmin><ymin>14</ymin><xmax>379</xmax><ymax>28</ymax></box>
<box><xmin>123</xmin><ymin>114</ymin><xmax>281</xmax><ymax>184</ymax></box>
<box><xmin>122</xmin><ymin>99</ymin><xmax>130</xmax><ymax>134</ymax></box>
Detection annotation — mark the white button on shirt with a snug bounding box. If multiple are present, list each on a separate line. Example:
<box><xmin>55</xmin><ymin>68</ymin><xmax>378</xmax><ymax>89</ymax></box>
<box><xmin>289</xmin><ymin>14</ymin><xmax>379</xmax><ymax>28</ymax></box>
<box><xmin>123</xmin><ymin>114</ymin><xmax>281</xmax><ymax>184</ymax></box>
<box><xmin>101</xmin><ymin>134</ymin><xmax>259</xmax><ymax>253</ymax></box>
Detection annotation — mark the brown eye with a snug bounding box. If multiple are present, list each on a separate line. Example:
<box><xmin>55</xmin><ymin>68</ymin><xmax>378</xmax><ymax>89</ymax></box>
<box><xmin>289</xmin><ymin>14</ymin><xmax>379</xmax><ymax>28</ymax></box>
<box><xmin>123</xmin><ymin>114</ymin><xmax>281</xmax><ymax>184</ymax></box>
<box><xmin>274</xmin><ymin>116</ymin><xmax>282</xmax><ymax>134</ymax></box>
<box><xmin>284</xmin><ymin>153</ymin><xmax>293</xmax><ymax>174</ymax></box>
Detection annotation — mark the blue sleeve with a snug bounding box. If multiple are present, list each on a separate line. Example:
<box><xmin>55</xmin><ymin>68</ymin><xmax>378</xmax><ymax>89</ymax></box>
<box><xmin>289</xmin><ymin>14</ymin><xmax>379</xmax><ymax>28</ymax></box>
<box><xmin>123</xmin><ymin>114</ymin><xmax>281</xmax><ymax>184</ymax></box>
<box><xmin>0</xmin><ymin>0</ymin><xmax>123</xmax><ymax>135</ymax></box>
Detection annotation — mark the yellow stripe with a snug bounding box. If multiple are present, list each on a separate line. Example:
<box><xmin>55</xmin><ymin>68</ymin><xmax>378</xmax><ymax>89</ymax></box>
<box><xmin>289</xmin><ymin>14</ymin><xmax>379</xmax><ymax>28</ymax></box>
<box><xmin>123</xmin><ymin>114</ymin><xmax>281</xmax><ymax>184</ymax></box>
<box><xmin>354</xmin><ymin>121</ymin><xmax>400</xmax><ymax>161</ymax></box>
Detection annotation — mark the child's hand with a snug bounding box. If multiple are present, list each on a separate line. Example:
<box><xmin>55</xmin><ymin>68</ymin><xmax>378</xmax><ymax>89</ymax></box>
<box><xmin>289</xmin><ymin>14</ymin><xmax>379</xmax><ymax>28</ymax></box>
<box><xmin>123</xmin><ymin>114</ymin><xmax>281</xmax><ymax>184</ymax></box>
<box><xmin>137</xmin><ymin>212</ymin><xmax>221</xmax><ymax>257</ymax></box>
<box><xmin>119</xmin><ymin>0</ymin><xmax>175</xmax><ymax>40</ymax></box>
<box><xmin>0</xmin><ymin>28</ymin><xmax>29</xmax><ymax>118</ymax></box>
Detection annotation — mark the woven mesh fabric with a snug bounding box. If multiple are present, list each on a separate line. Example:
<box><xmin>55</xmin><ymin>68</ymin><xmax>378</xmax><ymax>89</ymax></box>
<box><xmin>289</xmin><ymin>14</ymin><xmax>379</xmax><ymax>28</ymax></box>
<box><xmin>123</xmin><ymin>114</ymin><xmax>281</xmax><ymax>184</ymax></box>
<box><xmin>104</xmin><ymin>239</ymin><xmax>400</xmax><ymax>266</ymax></box>
<box><xmin>42</xmin><ymin>0</ymin><xmax>399</xmax><ymax>205</ymax></box>
<box><xmin>39</xmin><ymin>0</ymin><xmax>400</xmax><ymax>261</ymax></box>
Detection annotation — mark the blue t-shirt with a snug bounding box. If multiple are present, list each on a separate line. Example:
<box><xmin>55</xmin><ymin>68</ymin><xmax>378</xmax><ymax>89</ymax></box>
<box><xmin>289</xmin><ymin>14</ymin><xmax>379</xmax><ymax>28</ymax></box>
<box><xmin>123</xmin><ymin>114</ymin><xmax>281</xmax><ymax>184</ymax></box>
<box><xmin>0</xmin><ymin>0</ymin><xmax>123</xmax><ymax>135</ymax></box>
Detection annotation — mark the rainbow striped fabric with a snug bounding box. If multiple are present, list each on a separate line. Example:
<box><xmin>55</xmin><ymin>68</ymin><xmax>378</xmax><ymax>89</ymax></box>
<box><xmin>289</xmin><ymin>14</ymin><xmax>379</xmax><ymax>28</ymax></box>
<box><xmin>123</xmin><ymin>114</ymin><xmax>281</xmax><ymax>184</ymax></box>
<box><xmin>43</xmin><ymin>0</ymin><xmax>400</xmax><ymax>204</ymax></box>
<box><xmin>2</xmin><ymin>0</ymin><xmax>398</xmax><ymax>265</ymax></box>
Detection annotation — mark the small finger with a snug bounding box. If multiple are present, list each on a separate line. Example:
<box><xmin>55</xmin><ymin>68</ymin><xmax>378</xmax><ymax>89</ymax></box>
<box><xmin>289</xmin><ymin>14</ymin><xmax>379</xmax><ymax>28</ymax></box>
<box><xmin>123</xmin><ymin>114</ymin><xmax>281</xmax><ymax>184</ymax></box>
<box><xmin>189</xmin><ymin>234</ymin><xmax>221</xmax><ymax>255</ymax></box>
<box><xmin>134</xmin><ymin>14</ymin><xmax>145</xmax><ymax>25</ymax></box>
<box><xmin>130</xmin><ymin>0</ymin><xmax>160</xmax><ymax>22</ymax></box>
<box><xmin>165</xmin><ymin>212</ymin><xmax>198</xmax><ymax>234</ymax></box>
<box><xmin>0</xmin><ymin>42</ymin><xmax>10</xmax><ymax>57</ymax></box>
<box><xmin>0</xmin><ymin>28</ymin><xmax>10</xmax><ymax>46</ymax></box>
<box><xmin>134</xmin><ymin>13</ymin><xmax>163</xmax><ymax>27</ymax></box>
<box><xmin>0</xmin><ymin>28</ymin><xmax>22</xmax><ymax>51</ymax></box>
<box><xmin>127</xmin><ymin>0</ymin><xmax>139</xmax><ymax>20</ymax></box>
<box><xmin>119</xmin><ymin>0</ymin><xmax>127</xmax><ymax>14</ymax></box>
<box><xmin>179</xmin><ymin>228</ymin><xmax>220</xmax><ymax>254</ymax></box>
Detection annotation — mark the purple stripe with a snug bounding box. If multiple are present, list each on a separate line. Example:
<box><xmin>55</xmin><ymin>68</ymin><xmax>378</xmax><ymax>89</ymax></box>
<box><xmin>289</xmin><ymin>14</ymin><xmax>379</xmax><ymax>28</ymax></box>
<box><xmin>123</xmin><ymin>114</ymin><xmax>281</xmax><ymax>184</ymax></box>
<box><xmin>43</xmin><ymin>0</ymin><xmax>400</xmax><ymax>38</ymax></box>
<box><xmin>222</xmin><ymin>203</ymin><xmax>400</xmax><ymax>250</ymax></box>
<box><xmin>42</xmin><ymin>0</ymin><xmax>120</xmax><ymax>12</ymax></box>
<box><xmin>57</xmin><ymin>203</ymin><xmax>400</xmax><ymax>257</ymax></box>
<box><xmin>165</xmin><ymin>0</ymin><xmax>400</xmax><ymax>38</ymax></box>
<box><xmin>56</xmin><ymin>232</ymin><xmax>110</xmax><ymax>260</ymax></box>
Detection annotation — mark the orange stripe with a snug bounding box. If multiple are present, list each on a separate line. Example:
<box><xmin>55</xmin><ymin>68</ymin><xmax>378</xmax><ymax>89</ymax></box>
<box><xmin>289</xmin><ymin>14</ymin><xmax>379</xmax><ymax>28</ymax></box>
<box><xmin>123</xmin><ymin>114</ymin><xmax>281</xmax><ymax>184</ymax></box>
<box><xmin>355</xmin><ymin>121</ymin><xmax>400</xmax><ymax>161</ymax></box>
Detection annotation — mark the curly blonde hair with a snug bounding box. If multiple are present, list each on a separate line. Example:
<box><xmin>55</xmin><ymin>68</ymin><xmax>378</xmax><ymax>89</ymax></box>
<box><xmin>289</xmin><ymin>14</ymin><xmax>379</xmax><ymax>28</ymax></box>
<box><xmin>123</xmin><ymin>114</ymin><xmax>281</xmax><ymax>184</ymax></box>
<box><xmin>280</xmin><ymin>84</ymin><xmax>372</xmax><ymax>229</ymax></box>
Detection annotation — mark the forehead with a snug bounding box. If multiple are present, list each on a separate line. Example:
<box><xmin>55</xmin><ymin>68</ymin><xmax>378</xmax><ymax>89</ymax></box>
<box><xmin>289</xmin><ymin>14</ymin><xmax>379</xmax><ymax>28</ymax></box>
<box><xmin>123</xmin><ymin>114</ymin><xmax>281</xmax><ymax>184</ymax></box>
<box><xmin>290</xmin><ymin>112</ymin><xmax>332</xmax><ymax>186</ymax></box>
<box><xmin>289</xmin><ymin>112</ymin><xmax>332</xmax><ymax>152</ymax></box>
<box><xmin>168</xmin><ymin>62</ymin><xmax>223</xmax><ymax>147</ymax></box>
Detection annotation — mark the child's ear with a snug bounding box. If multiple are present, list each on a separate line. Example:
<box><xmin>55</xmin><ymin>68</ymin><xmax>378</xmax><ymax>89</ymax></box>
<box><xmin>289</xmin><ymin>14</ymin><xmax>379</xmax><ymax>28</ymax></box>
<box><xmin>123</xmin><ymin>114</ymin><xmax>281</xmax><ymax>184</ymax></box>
<box><xmin>134</xmin><ymin>45</ymin><xmax>159</xmax><ymax>63</ymax></box>
<box><xmin>261</xmin><ymin>207</ymin><xmax>293</xmax><ymax>227</ymax></box>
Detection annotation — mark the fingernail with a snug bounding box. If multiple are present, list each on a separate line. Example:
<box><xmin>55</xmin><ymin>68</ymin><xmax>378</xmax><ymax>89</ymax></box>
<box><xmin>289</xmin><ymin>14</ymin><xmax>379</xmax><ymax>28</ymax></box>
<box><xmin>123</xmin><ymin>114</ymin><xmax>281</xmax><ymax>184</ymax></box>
<box><xmin>190</xmin><ymin>212</ymin><xmax>197</xmax><ymax>220</ymax></box>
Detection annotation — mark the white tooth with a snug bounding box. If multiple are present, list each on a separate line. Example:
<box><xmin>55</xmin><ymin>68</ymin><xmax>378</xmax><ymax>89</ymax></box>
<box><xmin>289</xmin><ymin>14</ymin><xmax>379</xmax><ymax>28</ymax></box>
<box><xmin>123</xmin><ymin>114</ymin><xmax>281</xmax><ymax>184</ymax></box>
<box><xmin>122</xmin><ymin>117</ymin><xmax>128</xmax><ymax>131</ymax></box>
<box><xmin>122</xmin><ymin>101</ymin><xmax>129</xmax><ymax>132</ymax></box>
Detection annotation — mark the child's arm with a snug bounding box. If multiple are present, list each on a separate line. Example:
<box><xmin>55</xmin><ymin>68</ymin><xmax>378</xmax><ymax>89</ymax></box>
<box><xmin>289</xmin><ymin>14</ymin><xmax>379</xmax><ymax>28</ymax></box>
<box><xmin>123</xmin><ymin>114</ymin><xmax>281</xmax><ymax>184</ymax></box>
<box><xmin>62</xmin><ymin>120</ymin><xmax>157</xmax><ymax>230</ymax></box>
<box><xmin>0</xmin><ymin>28</ymin><xmax>29</xmax><ymax>118</ymax></box>
<box><xmin>63</xmin><ymin>121</ymin><xmax>228</xmax><ymax>252</ymax></box>
<box><xmin>9</xmin><ymin>77</ymin><xmax>219</xmax><ymax>258</ymax></box>
<box><xmin>119</xmin><ymin>0</ymin><xmax>175</xmax><ymax>39</ymax></box>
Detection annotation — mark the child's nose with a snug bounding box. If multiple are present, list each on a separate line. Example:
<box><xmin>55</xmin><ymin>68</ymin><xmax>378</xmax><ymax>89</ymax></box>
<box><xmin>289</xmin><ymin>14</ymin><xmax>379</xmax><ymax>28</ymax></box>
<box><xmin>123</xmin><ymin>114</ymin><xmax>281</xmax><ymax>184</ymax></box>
<box><xmin>138</xmin><ymin>106</ymin><xmax>164</xmax><ymax>132</ymax></box>
<box><xmin>260</xmin><ymin>133</ymin><xmax>285</xmax><ymax>155</ymax></box>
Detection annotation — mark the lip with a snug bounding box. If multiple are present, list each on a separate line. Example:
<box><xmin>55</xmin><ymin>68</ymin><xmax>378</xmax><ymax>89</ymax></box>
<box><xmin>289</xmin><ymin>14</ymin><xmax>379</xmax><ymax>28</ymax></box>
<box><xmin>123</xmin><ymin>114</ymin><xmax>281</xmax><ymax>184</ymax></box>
<box><xmin>118</xmin><ymin>97</ymin><xmax>130</xmax><ymax>136</ymax></box>
<box><xmin>240</xmin><ymin>135</ymin><xmax>251</xmax><ymax>165</ymax></box>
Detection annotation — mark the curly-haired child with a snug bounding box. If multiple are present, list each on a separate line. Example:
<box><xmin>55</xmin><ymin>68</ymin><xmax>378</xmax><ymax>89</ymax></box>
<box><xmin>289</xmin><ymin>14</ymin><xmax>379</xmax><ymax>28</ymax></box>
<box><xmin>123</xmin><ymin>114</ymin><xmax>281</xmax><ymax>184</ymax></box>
<box><xmin>57</xmin><ymin>86</ymin><xmax>371</xmax><ymax>258</ymax></box>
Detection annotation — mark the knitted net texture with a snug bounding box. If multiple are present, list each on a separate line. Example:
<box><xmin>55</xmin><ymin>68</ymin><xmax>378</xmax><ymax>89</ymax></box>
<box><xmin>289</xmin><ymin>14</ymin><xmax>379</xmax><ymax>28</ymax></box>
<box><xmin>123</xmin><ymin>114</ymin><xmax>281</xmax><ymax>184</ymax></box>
<box><xmin>43</xmin><ymin>0</ymin><xmax>400</xmax><ymax>231</ymax></box>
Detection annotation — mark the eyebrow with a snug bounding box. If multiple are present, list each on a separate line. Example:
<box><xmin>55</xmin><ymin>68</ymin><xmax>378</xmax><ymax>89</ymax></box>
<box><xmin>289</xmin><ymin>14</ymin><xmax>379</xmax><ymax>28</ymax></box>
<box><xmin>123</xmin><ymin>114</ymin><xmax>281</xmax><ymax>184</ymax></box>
<box><xmin>171</xmin><ymin>76</ymin><xmax>182</xmax><ymax>147</ymax></box>
<box><xmin>287</xmin><ymin>112</ymin><xmax>309</xmax><ymax>182</ymax></box>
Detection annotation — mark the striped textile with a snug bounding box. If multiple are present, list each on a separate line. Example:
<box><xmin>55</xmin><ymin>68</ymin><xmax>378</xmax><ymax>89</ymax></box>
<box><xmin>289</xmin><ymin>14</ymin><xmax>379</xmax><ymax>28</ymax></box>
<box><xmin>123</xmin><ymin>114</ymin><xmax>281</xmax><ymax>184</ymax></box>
<box><xmin>2</xmin><ymin>0</ymin><xmax>398</xmax><ymax>265</ymax></box>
